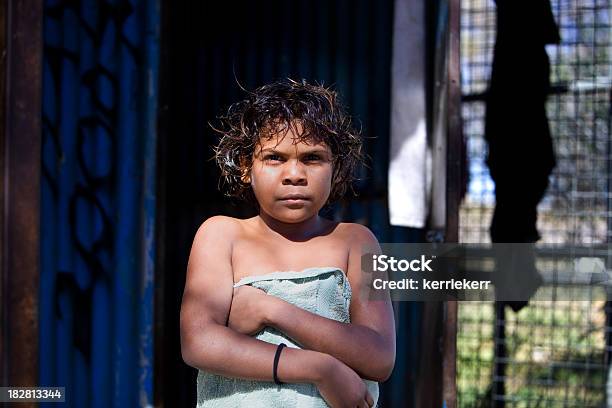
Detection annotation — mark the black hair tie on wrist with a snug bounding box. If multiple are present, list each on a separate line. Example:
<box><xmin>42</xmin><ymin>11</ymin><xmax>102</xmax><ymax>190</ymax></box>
<box><xmin>273</xmin><ymin>343</ymin><xmax>287</xmax><ymax>385</ymax></box>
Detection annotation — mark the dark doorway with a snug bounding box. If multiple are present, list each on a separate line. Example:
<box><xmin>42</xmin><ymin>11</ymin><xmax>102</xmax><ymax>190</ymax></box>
<box><xmin>155</xmin><ymin>1</ymin><xmax>398</xmax><ymax>406</ymax></box>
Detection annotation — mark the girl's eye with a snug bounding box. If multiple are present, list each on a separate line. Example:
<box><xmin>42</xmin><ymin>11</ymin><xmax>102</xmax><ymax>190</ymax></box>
<box><xmin>264</xmin><ymin>154</ymin><xmax>282</xmax><ymax>162</ymax></box>
<box><xmin>262</xmin><ymin>153</ymin><xmax>325</xmax><ymax>162</ymax></box>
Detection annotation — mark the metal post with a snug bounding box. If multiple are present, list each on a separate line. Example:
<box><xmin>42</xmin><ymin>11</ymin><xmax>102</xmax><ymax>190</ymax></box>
<box><xmin>1</xmin><ymin>0</ymin><xmax>43</xmax><ymax>398</ymax></box>
<box><xmin>443</xmin><ymin>0</ymin><xmax>462</xmax><ymax>406</ymax></box>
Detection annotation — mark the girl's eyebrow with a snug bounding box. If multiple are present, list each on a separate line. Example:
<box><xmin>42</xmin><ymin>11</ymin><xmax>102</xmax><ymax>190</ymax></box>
<box><xmin>258</xmin><ymin>147</ymin><xmax>330</xmax><ymax>156</ymax></box>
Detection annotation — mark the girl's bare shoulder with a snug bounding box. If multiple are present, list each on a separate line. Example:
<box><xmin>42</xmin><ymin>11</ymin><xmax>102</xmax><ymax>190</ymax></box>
<box><xmin>195</xmin><ymin>215</ymin><xmax>248</xmax><ymax>244</ymax></box>
<box><xmin>333</xmin><ymin>222</ymin><xmax>380</xmax><ymax>246</ymax></box>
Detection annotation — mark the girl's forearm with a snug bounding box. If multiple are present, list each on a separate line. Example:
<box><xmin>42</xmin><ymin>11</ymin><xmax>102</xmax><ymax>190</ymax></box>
<box><xmin>264</xmin><ymin>301</ymin><xmax>394</xmax><ymax>382</ymax></box>
<box><xmin>182</xmin><ymin>323</ymin><xmax>330</xmax><ymax>384</ymax></box>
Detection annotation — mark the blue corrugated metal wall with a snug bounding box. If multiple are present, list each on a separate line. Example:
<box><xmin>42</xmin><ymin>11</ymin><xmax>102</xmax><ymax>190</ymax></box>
<box><xmin>40</xmin><ymin>0</ymin><xmax>160</xmax><ymax>406</ymax></box>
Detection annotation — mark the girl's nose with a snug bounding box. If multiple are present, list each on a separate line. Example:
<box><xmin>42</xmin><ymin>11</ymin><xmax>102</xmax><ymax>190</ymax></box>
<box><xmin>282</xmin><ymin>160</ymin><xmax>307</xmax><ymax>185</ymax></box>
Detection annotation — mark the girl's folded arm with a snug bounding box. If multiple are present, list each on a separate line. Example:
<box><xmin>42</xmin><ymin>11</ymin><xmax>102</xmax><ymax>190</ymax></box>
<box><xmin>263</xmin><ymin>224</ymin><xmax>396</xmax><ymax>382</ymax></box>
<box><xmin>179</xmin><ymin>216</ymin><xmax>330</xmax><ymax>384</ymax></box>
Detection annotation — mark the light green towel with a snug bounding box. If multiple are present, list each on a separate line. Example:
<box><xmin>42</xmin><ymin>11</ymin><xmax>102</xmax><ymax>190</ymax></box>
<box><xmin>196</xmin><ymin>267</ymin><xmax>380</xmax><ymax>407</ymax></box>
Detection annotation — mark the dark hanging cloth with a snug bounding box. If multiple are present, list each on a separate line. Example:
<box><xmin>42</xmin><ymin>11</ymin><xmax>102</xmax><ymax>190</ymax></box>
<box><xmin>485</xmin><ymin>0</ymin><xmax>560</xmax><ymax>243</ymax></box>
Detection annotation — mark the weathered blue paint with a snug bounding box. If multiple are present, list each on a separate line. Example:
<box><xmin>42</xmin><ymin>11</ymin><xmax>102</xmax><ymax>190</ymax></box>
<box><xmin>40</xmin><ymin>0</ymin><xmax>160</xmax><ymax>406</ymax></box>
<box><xmin>138</xmin><ymin>0</ymin><xmax>161</xmax><ymax>405</ymax></box>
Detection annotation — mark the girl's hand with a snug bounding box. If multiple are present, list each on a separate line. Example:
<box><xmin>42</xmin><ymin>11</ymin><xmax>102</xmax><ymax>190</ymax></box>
<box><xmin>314</xmin><ymin>355</ymin><xmax>374</xmax><ymax>408</ymax></box>
<box><xmin>228</xmin><ymin>285</ymin><xmax>273</xmax><ymax>335</ymax></box>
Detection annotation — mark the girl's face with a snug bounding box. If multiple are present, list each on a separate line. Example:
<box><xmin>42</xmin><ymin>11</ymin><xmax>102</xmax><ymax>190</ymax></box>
<box><xmin>247</xmin><ymin>124</ymin><xmax>333</xmax><ymax>223</ymax></box>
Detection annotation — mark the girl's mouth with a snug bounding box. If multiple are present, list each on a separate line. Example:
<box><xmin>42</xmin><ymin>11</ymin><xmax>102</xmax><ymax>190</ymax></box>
<box><xmin>282</xmin><ymin>198</ymin><xmax>307</xmax><ymax>204</ymax></box>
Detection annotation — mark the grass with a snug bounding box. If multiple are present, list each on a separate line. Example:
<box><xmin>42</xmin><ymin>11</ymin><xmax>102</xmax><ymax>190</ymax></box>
<box><xmin>457</xmin><ymin>298</ymin><xmax>608</xmax><ymax>407</ymax></box>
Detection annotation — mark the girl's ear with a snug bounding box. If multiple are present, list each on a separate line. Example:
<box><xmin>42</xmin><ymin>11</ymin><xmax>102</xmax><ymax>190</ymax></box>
<box><xmin>239</xmin><ymin>157</ymin><xmax>251</xmax><ymax>184</ymax></box>
<box><xmin>240</xmin><ymin>171</ymin><xmax>251</xmax><ymax>184</ymax></box>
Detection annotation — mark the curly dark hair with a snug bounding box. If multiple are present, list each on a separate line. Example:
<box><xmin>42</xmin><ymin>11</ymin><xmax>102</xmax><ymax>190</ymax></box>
<box><xmin>212</xmin><ymin>78</ymin><xmax>366</xmax><ymax>204</ymax></box>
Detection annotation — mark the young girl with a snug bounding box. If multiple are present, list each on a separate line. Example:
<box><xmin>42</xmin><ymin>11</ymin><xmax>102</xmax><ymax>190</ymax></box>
<box><xmin>180</xmin><ymin>79</ymin><xmax>396</xmax><ymax>408</ymax></box>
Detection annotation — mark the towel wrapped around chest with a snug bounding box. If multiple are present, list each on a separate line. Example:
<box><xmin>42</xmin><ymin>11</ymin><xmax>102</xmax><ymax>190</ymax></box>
<box><xmin>196</xmin><ymin>267</ymin><xmax>380</xmax><ymax>408</ymax></box>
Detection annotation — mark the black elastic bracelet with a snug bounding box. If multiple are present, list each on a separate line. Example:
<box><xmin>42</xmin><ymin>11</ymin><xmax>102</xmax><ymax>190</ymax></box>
<box><xmin>273</xmin><ymin>343</ymin><xmax>287</xmax><ymax>385</ymax></box>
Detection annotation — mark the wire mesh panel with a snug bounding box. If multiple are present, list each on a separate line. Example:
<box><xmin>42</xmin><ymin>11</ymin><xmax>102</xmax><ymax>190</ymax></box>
<box><xmin>458</xmin><ymin>0</ymin><xmax>612</xmax><ymax>406</ymax></box>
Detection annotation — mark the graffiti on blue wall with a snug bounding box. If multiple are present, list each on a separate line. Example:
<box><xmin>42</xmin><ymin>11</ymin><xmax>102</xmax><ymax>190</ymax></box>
<box><xmin>41</xmin><ymin>0</ymin><xmax>159</xmax><ymax>406</ymax></box>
